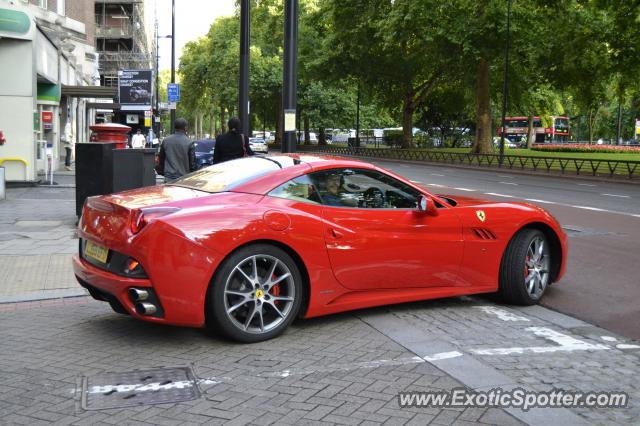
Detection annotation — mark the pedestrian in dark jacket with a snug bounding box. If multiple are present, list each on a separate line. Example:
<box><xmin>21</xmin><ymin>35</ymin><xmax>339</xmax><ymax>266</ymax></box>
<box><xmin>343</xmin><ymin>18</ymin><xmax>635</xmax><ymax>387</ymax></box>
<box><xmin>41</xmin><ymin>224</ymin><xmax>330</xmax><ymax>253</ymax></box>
<box><xmin>213</xmin><ymin>117</ymin><xmax>253</xmax><ymax>164</ymax></box>
<box><xmin>157</xmin><ymin>118</ymin><xmax>197</xmax><ymax>182</ymax></box>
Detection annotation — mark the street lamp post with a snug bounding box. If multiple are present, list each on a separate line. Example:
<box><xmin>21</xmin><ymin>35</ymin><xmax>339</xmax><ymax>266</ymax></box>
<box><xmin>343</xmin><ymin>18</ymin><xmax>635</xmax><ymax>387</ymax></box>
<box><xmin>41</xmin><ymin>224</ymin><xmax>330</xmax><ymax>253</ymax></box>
<box><xmin>239</xmin><ymin>0</ymin><xmax>250</xmax><ymax>137</ymax></box>
<box><xmin>170</xmin><ymin>0</ymin><xmax>176</xmax><ymax>134</ymax></box>
<box><xmin>499</xmin><ymin>0</ymin><xmax>512</xmax><ymax>167</ymax></box>
<box><xmin>282</xmin><ymin>0</ymin><xmax>298</xmax><ymax>153</ymax></box>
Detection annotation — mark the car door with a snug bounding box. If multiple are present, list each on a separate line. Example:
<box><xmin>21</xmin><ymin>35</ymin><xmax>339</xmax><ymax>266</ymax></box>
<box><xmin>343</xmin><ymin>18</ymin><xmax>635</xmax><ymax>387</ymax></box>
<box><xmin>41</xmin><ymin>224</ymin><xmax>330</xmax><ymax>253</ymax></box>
<box><xmin>310</xmin><ymin>168</ymin><xmax>464</xmax><ymax>290</ymax></box>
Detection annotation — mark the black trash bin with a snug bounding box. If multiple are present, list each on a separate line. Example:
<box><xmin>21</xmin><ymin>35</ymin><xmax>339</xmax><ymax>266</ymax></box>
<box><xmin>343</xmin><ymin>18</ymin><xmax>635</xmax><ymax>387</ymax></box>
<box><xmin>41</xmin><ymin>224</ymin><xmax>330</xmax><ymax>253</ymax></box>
<box><xmin>75</xmin><ymin>131</ymin><xmax>157</xmax><ymax>217</ymax></box>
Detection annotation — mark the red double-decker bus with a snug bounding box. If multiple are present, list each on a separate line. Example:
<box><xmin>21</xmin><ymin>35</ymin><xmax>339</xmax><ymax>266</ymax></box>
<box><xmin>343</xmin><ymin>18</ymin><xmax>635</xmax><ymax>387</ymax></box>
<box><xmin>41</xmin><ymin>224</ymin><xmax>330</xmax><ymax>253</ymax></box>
<box><xmin>498</xmin><ymin>116</ymin><xmax>570</xmax><ymax>144</ymax></box>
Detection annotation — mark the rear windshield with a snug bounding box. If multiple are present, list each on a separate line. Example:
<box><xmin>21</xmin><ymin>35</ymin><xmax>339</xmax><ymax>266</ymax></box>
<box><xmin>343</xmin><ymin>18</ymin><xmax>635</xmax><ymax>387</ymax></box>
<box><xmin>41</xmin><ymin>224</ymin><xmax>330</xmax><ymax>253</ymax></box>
<box><xmin>169</xmin><ymin>156</ymin><xmax>294</xmax><ymax>193</ymax></box>
<box><xmin>193</xmin><ymin>140</ymin><xmax>215</xmax><ymax>152</ymax></box>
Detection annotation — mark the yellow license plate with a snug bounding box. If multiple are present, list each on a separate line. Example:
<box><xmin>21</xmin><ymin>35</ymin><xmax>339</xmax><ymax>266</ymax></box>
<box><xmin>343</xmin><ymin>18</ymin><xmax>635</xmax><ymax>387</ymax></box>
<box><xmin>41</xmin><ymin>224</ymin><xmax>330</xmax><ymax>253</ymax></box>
<box><xmin>85</xmin><ymin>240</ymin><xmax>109</xmax><ymax>264</ymax></box>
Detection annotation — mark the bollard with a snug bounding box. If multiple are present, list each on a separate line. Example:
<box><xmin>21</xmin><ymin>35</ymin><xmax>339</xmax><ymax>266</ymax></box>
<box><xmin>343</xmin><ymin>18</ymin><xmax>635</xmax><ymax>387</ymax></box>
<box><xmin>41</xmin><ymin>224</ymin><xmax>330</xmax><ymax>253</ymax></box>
<box><xmin>0</xmin><ymin>166</ymin><xmax>5</xmax><ymax>200</ymax></box>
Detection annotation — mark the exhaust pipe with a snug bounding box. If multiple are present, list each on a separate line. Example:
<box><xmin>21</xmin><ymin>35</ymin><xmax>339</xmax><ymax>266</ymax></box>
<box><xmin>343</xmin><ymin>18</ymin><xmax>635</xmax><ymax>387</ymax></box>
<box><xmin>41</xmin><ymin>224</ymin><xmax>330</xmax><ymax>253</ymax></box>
<box><xmin>128</xmin><ymin>288</ymin><xmax>149</xmax><ymax>302</ymax></box>
<box><xmin>135</xmin><ymin>302</ymin><xmax>157</xmax><ymax>315</ymax></box>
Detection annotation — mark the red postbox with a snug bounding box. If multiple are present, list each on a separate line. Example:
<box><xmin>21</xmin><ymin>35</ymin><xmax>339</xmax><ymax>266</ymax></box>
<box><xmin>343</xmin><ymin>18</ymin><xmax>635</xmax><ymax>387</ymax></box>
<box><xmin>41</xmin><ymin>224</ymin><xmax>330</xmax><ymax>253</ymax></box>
<box><xmin>89</xmin><ymin>123</ymin><xmax>131</xmax><ymax>149</ymax></box>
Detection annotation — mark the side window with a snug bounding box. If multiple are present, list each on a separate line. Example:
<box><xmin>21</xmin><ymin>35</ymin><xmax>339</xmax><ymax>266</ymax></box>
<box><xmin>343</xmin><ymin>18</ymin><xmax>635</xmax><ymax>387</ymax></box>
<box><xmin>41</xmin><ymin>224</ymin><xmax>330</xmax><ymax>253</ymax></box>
<box><xmin>309</xmin><ymin>168</ymin><xmax>420</xmax><ymax>209</ymax></box>
<box><xmin>268</xmin><ymin>175</ymin><xmax>321</xmax><ymax>204</ymax></box>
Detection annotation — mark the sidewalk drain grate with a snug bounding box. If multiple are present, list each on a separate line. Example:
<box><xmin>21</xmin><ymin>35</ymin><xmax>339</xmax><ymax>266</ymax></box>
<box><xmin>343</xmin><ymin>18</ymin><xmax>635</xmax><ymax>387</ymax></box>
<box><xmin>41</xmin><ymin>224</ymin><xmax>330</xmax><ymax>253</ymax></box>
<box><xmin>81</xmin><ymin>367</ymin><xmax>200</xmax><ymax>410</ymax></box>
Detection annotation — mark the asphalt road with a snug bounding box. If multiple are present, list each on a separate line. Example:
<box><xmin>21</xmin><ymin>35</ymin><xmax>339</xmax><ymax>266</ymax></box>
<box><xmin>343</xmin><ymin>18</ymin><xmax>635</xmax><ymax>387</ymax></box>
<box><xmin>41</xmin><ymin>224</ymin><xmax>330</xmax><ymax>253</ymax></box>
<box><xmin>370</xmin><ymin>159</ymin><xmax>640</xmax><ymax>340</ymax></box>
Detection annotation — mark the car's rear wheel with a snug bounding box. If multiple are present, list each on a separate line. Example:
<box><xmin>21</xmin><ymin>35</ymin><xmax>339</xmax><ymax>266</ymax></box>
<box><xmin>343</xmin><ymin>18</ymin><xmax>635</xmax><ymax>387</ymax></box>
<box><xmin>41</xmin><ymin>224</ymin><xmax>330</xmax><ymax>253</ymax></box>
<box><xmin>207</xmin><ymin>244</ymin><xmax>303</xmax><ymax>343</ymax></box>
<box><xmin>499</xmin><ymin>229</ymin><xmax>551</xmax><ymax>305</ymax></box>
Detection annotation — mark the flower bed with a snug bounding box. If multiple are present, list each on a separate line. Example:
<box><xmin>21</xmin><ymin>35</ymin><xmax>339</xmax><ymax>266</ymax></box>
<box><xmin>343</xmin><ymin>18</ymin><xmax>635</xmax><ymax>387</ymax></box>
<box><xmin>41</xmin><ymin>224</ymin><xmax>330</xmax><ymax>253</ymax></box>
<box><xmin>531</xmin><ymin>144</ymin><xmax>640</xmax><ymax>154</ymax></box>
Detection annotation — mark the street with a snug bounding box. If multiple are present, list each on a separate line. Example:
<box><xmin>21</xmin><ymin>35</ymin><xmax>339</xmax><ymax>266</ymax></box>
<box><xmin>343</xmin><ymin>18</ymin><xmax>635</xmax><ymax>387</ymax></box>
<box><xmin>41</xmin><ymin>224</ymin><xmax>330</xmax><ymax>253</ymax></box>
<box><xmin>370</xmin><ymin>160</ymin><xmax>640</xmax><ymax>340</ymax></box>
<box><xmin>0</xmin><ymin>163</ymin><xmax>639</xmax><ymax>425</ymax></box>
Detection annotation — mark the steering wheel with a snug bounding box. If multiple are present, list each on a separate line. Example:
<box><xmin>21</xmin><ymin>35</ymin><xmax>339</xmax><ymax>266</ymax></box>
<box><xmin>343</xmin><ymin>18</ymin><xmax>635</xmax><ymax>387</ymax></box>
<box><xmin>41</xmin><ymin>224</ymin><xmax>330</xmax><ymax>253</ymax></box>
<box><xmin>362</xmin><ymin>187</ymin><xmax>385</xmax><ymax>208</ymax></box>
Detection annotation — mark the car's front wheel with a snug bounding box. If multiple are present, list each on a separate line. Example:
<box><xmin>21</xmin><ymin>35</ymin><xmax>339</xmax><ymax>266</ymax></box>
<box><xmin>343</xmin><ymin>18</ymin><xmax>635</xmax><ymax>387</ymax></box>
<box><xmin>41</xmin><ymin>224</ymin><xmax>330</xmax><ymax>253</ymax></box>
<box><xmin>499</xmin><ymin>229</ymin><xmax>551</xmax><ymax>305</ymax></box>
<box><xmin>207</xmin><ymin>244</ymin><xmax>303</xmax><ymax>343</ymax></box>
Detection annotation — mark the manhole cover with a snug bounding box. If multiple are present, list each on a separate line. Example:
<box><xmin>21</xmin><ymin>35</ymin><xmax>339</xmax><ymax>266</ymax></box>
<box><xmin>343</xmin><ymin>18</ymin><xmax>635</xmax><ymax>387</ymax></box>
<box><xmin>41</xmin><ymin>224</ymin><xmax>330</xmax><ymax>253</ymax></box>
<box><xmin>81</xmin><ymin>367</ymin><xmax>200</xmax><ymax>410</ymax></box>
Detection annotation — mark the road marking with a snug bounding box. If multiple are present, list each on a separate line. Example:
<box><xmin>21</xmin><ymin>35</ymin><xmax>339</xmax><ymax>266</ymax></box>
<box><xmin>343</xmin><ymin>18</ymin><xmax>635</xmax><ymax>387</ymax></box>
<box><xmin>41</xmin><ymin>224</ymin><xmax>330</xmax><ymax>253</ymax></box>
<box><xmin>601</xmin><ymin>336</ymin><xmax>618</xmax><ymax>342</ymax></box>
<box><xmin>427</xmin><ymin>183</ymin><xmax>447</xmax><ymax>188</ymax></box>
<box><xmin>601</xmin><ymin>193</ymin><xmax>631</xmax><ymax>199</ymax></box>
<box><xmin>498</xmin><ymin>174</ymin><xmax>514</xmax><ymax>178</ymax></box>
<box><xmin>499</xmin><ymin>182</ymin><xmax>519</xmax><ymax>186</ymax></box>
<box><xmin>616</xmin><ymin>344</ymin><xmax>640</xmax><ymax>349</ymax></box>
<box><xmin>259</xmin><ymin>351</ymin><xmax>463</xmax><ymax>378</ymax></box>
<box><xmin>484</xmin><ymin>192</ymin><xmax>514</xmax><ymax>198</ymax></box>
<box><xmin>571</xmin><ymin>205</ymin><xmax>607</xmax><ymax>212</ymax></box>
<box><xmin>476</xmin><ymin>306</ymin><xmax>530</xmax><ymax>322</ymax></box>
<box><xmin>577</xmin><ymin>183</ymin><xmax>597</xmax><ymax>187</ymax></box>
<box><xmin>410</xmin><ymin>180</ymin><xmax>423</xmax><ymax>184</ymax></box>
<box><xmin>430</xmin><ymin>173</ymin><xmax>445</xmax><ymax>177</ymax></box>
<box><xmin>471</xmin><ymin>327</ymin><xmax>610</xmax><ymax>355</ymax></box>
<box><xmin>524</xmin><ymin>198</ymin><xmax>557</xmax><ymax>204</ymax></box>
<box><xmin>453</xmin><ymin>187</ymin><xmax>475</xmax><ymax>192</ymax></box>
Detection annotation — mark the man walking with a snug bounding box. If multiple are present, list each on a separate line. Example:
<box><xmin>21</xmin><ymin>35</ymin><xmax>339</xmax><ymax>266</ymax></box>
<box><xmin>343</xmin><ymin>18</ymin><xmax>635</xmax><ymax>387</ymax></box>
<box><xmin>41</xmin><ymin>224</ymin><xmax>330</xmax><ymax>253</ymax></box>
<box><xmin>131</xmin><ymin>129</ymin><xmax>146</xmax><ymax>149</ymax></box>
<box><xmin>157</xmin><ymin>118</ymin><xmax>196</xmax><ymax>182</ymax></box>
<box><xmin>62</xmin><ymin>121</ymin><xmax>74</xmax><ymax>171</ymax></box>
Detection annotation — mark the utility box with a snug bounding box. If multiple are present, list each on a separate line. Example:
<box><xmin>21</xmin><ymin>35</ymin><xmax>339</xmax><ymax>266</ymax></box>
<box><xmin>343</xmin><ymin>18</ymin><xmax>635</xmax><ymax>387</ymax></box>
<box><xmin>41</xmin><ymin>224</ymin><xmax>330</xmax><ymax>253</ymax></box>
<box><xmin>75</xmin><ymin>143</ymin><xmax>156</xmax><ymax>216</ymax></box>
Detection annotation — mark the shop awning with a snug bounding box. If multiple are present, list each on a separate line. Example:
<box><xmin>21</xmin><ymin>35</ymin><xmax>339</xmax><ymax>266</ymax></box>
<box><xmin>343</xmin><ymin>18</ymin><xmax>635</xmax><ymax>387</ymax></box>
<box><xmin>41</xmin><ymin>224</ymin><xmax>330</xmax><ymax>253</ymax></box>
<box><xmin>61</xmin><ymin>85</ymin><xmax>117</xmax><ymax>99</ymax></box>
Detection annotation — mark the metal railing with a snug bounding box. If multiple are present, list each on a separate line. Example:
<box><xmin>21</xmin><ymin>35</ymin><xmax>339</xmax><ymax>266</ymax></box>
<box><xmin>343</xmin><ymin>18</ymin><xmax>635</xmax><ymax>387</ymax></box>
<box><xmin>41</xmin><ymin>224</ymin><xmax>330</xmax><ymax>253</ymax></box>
<box><xmin>271</xmin><ymin>145</ymin><xmax>640</xmax><ymax>180</ymax></box>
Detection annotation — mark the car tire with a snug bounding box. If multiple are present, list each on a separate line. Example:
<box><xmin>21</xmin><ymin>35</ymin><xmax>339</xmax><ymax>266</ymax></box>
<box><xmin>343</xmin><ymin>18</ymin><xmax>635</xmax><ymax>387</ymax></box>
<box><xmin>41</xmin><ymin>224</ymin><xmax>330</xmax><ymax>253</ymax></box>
<box><xmin>207</xmin><ymin>244</ymin><xmax>304</xmax><ymax>343</ymax></box>
<box><xmin>498</xmin><ymin>229</ymin><xmax>551</xmax><ymax>305</ymax></box>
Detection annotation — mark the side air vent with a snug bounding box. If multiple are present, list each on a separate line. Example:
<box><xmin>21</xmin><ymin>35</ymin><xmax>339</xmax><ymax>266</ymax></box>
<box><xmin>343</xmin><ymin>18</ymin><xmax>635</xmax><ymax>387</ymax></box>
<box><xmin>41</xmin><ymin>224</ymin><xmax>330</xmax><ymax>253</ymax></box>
<box><xmin>473</xmin><ymin>228</ymin><xmax>497</xmax><ymax>240</ymax></box>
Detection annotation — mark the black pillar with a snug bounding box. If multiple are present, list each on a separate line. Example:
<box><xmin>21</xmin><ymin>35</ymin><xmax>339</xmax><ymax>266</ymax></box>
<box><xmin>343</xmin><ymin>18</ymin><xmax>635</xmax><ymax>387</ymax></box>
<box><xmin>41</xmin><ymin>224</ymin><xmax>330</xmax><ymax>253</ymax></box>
<box><xmin>170</xmin><ymin>0</ymin><xmax>176</xmax><ymax>134</ymax></box>
<box><xmin>239</xmin><ymin>0</ymin><xmax>250</xmax><ymax>137</ymax></box>
<box><xmin>499</xmin><ymin>0</ymin><xmax>512</xmax><ymax>166</ymax></box>
<box><xmin>356</xmin><ymin>82</ymin><xmax>361</xmax><ymax>148</ymax></box>
<box><xmin>282</xmin><ymin>0</ymin><xmax>298</xmax><ymax>153</ymax></box>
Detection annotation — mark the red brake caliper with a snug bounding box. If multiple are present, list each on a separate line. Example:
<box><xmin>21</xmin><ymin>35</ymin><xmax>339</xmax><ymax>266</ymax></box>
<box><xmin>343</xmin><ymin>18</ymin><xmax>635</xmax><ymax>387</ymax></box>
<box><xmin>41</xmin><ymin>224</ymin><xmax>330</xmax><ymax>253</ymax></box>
<box><xmin>271</xmin><ymin>272</ymin><xmax>280</xmax><ymax>305</ymax></box>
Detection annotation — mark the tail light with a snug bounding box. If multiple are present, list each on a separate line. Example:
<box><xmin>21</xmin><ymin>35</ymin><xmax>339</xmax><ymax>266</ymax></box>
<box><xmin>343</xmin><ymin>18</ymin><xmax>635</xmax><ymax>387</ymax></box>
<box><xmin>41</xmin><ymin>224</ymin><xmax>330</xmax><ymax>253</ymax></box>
<box><xmin>130</xmin><ymin>207</ymin><xmax>180</xmax><ymax>234</ymax></box>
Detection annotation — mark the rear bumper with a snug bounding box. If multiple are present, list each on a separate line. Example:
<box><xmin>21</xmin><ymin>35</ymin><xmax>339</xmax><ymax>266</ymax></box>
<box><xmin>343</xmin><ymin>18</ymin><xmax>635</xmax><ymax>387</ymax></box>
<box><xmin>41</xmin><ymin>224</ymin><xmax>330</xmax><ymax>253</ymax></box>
<box><xmin>72</xmin><ymin>255</ymin><xmax>202</xmax><ymax>327</ymax></box>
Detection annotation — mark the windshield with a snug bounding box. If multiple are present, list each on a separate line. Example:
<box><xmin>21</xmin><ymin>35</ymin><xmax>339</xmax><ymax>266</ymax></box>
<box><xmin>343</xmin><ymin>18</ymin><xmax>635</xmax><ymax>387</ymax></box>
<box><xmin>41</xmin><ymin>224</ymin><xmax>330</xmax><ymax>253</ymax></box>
<box><xmin>555</xmin><ymin>118</ymin><xmax>569</xmax><ymax>132</ymax></box>
<box><xmin>169</xmin><ymin>156</ymin><xmax>294</xmax><ymax>193</ymax></box>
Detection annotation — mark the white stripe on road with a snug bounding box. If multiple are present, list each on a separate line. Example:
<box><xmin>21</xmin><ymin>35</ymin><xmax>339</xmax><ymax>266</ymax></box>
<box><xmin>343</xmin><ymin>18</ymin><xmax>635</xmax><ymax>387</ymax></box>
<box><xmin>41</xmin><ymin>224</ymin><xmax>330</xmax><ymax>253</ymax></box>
<box><xmin>524</xmin><ymin>198</ymin><xmax>557</xmax><ymax>204</ymax></box>
<box><xmin>601</xmin><ymin>193</ymin><xmax>631</xmax><ymax>199</ymax></box>
<box><xmin>453</xmin><ymin>187</ymin><xmax>476</xmax><ymax>192</ymax></box>
<box><xmin>498</xmin><ymin>174</ymin><xmax>515</xmax><ymax>178</ymax></box>
<box><xmin>430</xmin><ymin>173</ymin><xmax>445</xmax><ymax>177</ymax></box>
<box><xmin>476</xmin><ymin>306</ymin><xmax>530</xmax><ymax>322</ymax></box>
<box><xmin>427</xmin><ymin>183</ymin><xmax>446</xmax><ymax>188</ymax></box>
<box><xmin>410</xmin><ymin>180</ymin><xmax>423</xmax><ymax>184</ymax></box>
<box><xmin>577</xmin><ymin>183</ymin><xmax>597</xmax><ymax>187</ymax></box>
<box><xmin>571</xmin><ymin>205</ymin><xmax>607</xmax><ymax>212</ymax></box>
<box><xmin>499</xmin><ymin>182</ymin><xmax>519</xmax><ymax>186</ymax></box>
<box><xmin>484</xmin><ymin>193</ymin><xmax>514</xmax><ymax>198</ymax></box>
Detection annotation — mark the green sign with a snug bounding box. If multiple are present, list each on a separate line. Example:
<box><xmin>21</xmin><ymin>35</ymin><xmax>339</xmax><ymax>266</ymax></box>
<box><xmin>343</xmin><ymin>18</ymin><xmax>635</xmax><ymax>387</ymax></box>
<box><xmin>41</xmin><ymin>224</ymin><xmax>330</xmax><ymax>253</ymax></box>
<box><xmin>0</xmin><ymin>8</ymin><xmax>31</xmax><ymax>35</ymax></box>
<box><xmin>37</xmin><ymin>83</ymin><xmax>61</xmax><ymax>103</ymax></box>
<box><xmin>33</xmin><ymin>112</ymin><xmax>39</xmax><ymax>131</ymax></box>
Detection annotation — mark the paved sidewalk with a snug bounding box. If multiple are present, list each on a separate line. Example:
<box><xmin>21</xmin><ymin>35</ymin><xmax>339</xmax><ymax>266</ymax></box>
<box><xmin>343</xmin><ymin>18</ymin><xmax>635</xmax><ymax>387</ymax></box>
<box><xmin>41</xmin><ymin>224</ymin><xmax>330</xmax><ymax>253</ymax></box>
<box><xmin>0</xmin><ymin>172</ymin><xmax>84</xmax><ymax>302</ymax></box>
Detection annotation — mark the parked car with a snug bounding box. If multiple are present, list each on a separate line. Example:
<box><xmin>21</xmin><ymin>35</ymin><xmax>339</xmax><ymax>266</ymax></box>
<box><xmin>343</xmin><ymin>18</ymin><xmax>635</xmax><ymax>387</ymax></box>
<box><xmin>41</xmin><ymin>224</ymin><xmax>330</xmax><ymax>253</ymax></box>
<box><xmin>249</xmin><ymin>137</ymin><xmax>268</xmax><ymax>154</ymax></box>
<box><xmin>74</xmin><ymin>154</ymin><xmax>566</xmax><ymax>343</ymax></box>
<box><xmin>193</xmin><ymin>139</ymin><xmax>216</xmax><ymax>169</ymax></box>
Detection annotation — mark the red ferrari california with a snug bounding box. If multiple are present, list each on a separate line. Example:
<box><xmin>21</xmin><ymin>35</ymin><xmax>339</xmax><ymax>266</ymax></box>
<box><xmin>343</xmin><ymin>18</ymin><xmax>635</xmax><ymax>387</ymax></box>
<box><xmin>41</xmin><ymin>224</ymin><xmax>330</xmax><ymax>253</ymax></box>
<box><xmin>73</xmin><ymin>154</ymin><xmax>567</xmax><ymax>342</ymax></box>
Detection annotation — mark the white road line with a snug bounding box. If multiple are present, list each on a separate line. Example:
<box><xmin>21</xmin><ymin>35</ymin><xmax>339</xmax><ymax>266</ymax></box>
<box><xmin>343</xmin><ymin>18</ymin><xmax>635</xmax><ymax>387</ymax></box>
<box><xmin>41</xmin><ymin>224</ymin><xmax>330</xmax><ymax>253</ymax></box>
<box><xmin>430</xmin><ymin>173</ymin><xmax>445</xmax><ymax>177</ymax></box>
<box><xmin>499</xmin><ymin>182</ymin><xmax>519</xmax><ymax>186</ymax></box>
<box><xmin>453</xmin><ymin>187</ymin><xmax>475</xmax><ymax>192</ymax></box>
<box><xmin>476</xmin><ymin>306</ymin><xmax>530</xmax><ymax>322</ymax></box>
<box><xmin>497</xmin><ymin>174</ymin><xmax>514</xmax><ymax>178</ymax></box>
<box><xmin>471</xmin><ymin>327</ymin><xmax>610</xmax><ymax>355</ymax></box>
<box><xmin>601</xmin><ymin>193</ymin><xmax>631</xmax><ymax>199</ymax></box>
<box><xmin>571</xmin><ymin>205</ymin><xmax>607</xmax><ymax>212</ymax></box>
<box><xmin>524</xmin><ymin>198</ymin><xmax>557</xmax><ymax>204</ymax></box>
<box><xmin>617</xmin><ymin>344</ymin><xmax>640</xmax><ymax>349</ymax></box>
<box><xmin>484</xmin><ymin>192</ymin><xmax>514</xmax><ymax>198</ymax></box>
<box><xmin>410</xmin><ymin>180</ymin><xmax>423</xmax><ymax>184</ymax></box>
<box><xmin>427</xmin><ymin>183</ymin><xmax>447</xmax><ymax>188</ymax></box>
<box><xmin>577</xmin><ymin>183</ymin><xmax>597</xmax><ymax>187</ymax></box>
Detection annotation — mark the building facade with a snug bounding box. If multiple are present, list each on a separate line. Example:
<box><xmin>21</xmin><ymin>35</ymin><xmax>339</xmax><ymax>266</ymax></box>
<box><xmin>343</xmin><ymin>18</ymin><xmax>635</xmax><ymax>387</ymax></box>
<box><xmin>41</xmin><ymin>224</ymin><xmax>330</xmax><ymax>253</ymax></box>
<box><xmin>94</xmin><ymin>0</ymin><xmax>154</xmax><ymax>128</ymax></box>
<box><xmin>0</xmin><ymin>0</ymin><xmax>101</xmax><ymax>182</ymax></box>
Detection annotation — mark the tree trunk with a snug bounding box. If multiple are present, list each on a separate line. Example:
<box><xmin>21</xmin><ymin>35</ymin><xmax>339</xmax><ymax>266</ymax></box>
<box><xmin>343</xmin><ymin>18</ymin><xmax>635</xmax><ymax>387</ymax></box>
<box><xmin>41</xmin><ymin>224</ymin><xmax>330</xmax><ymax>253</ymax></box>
<box><xmin>275</xmin><ymin>96</ymin><xmax>283</xmax><ymax>145</ymax></box>
<box><xmin>527</xmin><ymin>115</ymin><xmax>535</xmax><ymax>148</ymax></box>
<box><xmin>304</xmin><ymin>114</ymin><xmax>310</xmax><ymax>146</ymax></box>
<box><xmin>402</xmin><ymin>86</ymin><xmax>415</xmax><ymax>149</ymax></box>
<box><xmin>198</xmin><ymin>112</ymin><xmax>203</xmax><ymax>138</ymax></box>
<box><xmin>472</xmin><ymin>58</ymin><xmax>493</xmax><ymax>154</ymax></box>
<box><xmin>319</xmin><ymin>127</ymin><xmax>326</xmax><ymax>145</ymax></box>
<box><xmin>220</xmin><ymin>103</ymin><xmax>226</xmax><ymax>134</ymax></box>
<box><xmin>588</xmin><ymin>109</ymin><xmax>594</xmax><ymax>145</ymax></box>
<box><xmin>210</xmin><ymin>113</ymin><xmax>215</xmax><ymax>137</ymax></box>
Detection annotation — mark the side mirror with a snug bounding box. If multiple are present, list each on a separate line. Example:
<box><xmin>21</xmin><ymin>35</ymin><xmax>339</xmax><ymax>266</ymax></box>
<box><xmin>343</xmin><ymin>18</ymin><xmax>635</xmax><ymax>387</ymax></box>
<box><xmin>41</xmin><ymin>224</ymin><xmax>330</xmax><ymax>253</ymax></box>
<box><xmin>417</xmin><ymin>195</ymin><xmax>438</xmax><ymax>216</ymax></box>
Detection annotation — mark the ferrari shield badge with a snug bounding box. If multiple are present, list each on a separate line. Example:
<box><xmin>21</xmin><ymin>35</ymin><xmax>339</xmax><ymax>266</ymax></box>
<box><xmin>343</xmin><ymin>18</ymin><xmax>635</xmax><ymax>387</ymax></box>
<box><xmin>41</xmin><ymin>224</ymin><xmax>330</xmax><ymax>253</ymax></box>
<box><xmin>476</xmin><ymin>210</ymin><xmax>486</xmax><ymax>222</ymax></box>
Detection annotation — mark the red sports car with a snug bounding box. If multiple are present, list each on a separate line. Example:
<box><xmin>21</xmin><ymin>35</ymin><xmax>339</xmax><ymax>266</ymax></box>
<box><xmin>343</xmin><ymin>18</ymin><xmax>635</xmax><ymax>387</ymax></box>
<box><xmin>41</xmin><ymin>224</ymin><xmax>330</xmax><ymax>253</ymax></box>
<box><xmin>73</xmin><ymin>155</ymin><xmax>567</xmax><ymax>342</ymax></box>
